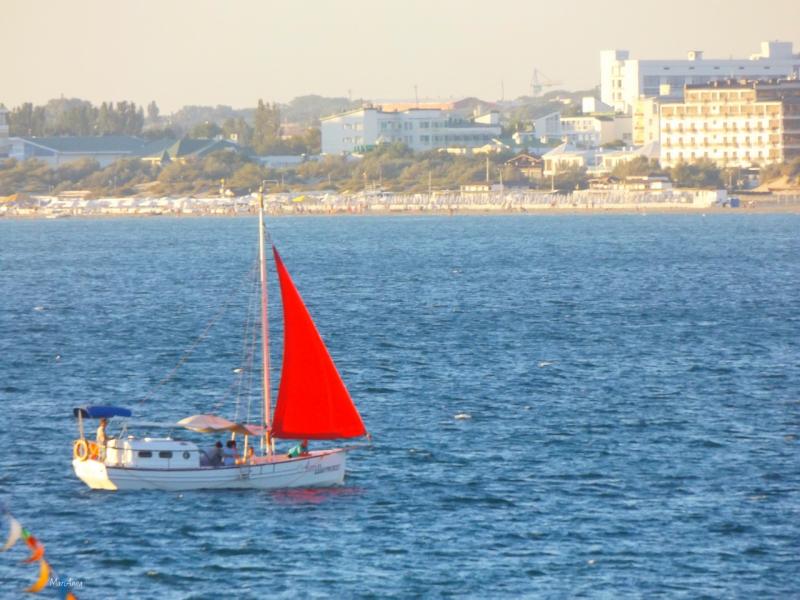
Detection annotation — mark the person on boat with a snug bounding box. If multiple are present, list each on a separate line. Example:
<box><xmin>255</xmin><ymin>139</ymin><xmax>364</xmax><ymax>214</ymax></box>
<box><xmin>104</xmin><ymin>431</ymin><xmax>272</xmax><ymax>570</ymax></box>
<box><xmin>223</xmin><ymin>440</ymin><xmax>238</xmax><ymax>466</ymax></box>
<box><xmin>95</xmin><ymin>418</ymin><xmax>109</xmax><ymax>458</ymax></box>
<box><xmin>287</xmin><ymin>439</ymin><xmax>309</xmax><ymax>458</ymax></box>
<box><xmin>96</xmin><ymin>418</ymin><xmax>108</xmax><ymax>445</ymax></box>
<box><xmin>201</xmin><ymin>441</ymin><xmax>223</xmax><ymax>467</ymax></box>
<box><xmin>211</xmin><ymin>441</ymin><xmax>224</xmax><ymax>467</ymax></box>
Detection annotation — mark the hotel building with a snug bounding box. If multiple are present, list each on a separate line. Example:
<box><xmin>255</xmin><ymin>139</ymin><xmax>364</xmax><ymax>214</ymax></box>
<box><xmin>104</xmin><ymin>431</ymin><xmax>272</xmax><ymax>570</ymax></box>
<box><xmin>320</xmin><ymin>106</ymin><xmax>501</xmax><ymax>154</ymax></box>
<box><xmin>659</xmin><ymin>79</ymin><xmax>800</xmax><ymax>168</ymax></box>
<box><xmin>601</xmin><ymin>41</ymin><xmax>800</xmax><ymax>114</ymax></box>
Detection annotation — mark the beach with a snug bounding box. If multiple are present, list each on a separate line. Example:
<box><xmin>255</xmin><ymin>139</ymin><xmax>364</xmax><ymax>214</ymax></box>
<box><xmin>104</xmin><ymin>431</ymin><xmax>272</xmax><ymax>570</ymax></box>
<box><xmin>3</xmin><ymin>190</ymin><xmax>800</xmax><ymax>219</ymax></box>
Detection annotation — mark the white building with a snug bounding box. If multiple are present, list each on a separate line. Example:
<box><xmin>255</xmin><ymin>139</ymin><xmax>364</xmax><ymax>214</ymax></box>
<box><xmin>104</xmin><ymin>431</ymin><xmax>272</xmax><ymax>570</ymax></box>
<box><xmin>320</xmin><ymin>106</ymin><xmax>501</xmax><ymax>154</ymax></box>
<box><xmin>595</xmin><ymin>141</ymin><xmax>661</xmax><ymax>173</ymax></box>
<box><xmin>659</xmin><ymin>79</ymin><xmax>800</xmax><ymax>168</ymax></box>
<box><xmin>560</xmin><ymin>115</ymin><xmax>632</xmax><ymax>147</ymax></box>
<box><xmin>0</xmin><ymin>108</ymin><xmax>9</xmax><ymax>157</ymax></box>
<box><xmin>543</xmin><ymin>143</ymin><xmax>596</xmax><ymax>176</ymax></box>
<box><xmin>601</xmin><ymin>41</ymin><xmax>800</xmax><ymax>113</ymax></box>
<box><xmin>531</xmin><ymin>111</ymin><xmax>562</xmax><ymax>142</ymax></box>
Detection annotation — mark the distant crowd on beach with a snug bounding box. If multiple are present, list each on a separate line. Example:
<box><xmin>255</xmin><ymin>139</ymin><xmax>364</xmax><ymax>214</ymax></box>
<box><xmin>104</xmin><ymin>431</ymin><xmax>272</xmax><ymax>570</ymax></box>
<box><xmin>2</xmin><ymin>190</ymin><xmax>799</xmax><ymax>218</ymax></box>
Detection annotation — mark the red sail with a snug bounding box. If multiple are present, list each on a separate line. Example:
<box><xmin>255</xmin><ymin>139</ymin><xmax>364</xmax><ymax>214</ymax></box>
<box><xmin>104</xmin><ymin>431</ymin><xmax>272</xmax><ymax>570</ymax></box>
<box><xmin>271</xmin><ymin>247</ymin><xmax>367</xmax><ymax>440</ymax></box>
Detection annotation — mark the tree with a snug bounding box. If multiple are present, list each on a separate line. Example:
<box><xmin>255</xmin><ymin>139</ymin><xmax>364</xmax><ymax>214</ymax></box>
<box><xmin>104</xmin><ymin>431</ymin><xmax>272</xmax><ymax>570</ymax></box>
<box><xmin>228</xmin><ymin>163</ymin><xmax>265</xmax><ymax>190</ymax></box>
<box><xmin>8</xmin><ymin>103</ymin><xmax>47</xmax><ymax>136</ymax></box>
<box><xmin>222</xmin><ymin>117</ymin><xmax>252</xmax><ymax>147</ymax></box>
<box><xmin>553</xmin><ymin>165</ymin><xmax>588</xmax><ymax>192</ymax></box>
<box><xmin>610</xmin><ymin>156</ymin><xmax>665</xmax><ymax>179</ymax></box>
<box><xmin>787</xmin><ymin>157</ymin><xmax>800</xmax><ymax>183</ymax></box>
<box><xmin>45</xmin><ymin>99</ymin><xmax>97</xmax><ymax>136</ymax></box>
<box><xmin>252</xmin><ymin>99</ymin><xmax>282</xmax><ymax>154</ymax></box>
<box><xmin>155</xmin><ymin>159</ymin><xmax>206</xmax><ymax>195</ymax></box>
<box><xmin>142</xmin><ymin>126</ymin><xmax>181</xmax><ymax>140</ymax></box>
<box><xmin>670</xmin><ymin>159</ymin><xmax>722</xmax><ymax>189</ymax></box>
<box><xmin>201</xmin><ymin>150</ymin><xmax>250</xmax><ymax>180</ymax></box>
<box><xmin>759</xmin><ymin>162</ymin><xmax>783</xmax><ymax>185</ymax></box>
<box><xmin>147</xmin><ymin>101</ymin><xmax>160</xmax><ymax>125</ymax></box>
<box><xmin>96</xmin><ymin>102</ymin><xmax>115</xmax><ymax>134</ymax></box>
<box><xmin>189</xmin><ymin>121</ymin><xmax>223</xmax><ymax>139</ymax></box>
<box><xmin>0</xmin><ymin>159</ymin><xmax>54</xmax><ymax>194</ymax></box>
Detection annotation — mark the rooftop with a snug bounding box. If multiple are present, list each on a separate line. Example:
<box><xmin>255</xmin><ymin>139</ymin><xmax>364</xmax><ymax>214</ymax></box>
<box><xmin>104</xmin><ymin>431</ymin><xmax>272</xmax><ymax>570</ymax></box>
<box><xmin>684</xmin><ymin>77</ymin><xmax>800</xmax><ymax>90</ymax></box>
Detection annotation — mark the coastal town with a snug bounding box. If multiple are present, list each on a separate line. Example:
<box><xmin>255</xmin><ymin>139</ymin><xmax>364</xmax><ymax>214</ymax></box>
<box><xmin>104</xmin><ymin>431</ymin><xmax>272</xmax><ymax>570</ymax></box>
<box><xmin>3</xmin><ymin>3</ymin><xmax>799</xmax><ymax>598</ymax></box>
<box><xmin>2</xmin><ymin>40</ymin><xmax>800</xmax><ymax>217</ymax></box>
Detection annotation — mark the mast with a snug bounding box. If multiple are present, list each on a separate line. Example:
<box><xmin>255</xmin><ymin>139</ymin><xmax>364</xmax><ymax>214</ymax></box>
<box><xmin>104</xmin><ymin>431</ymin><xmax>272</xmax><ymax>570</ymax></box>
<box><xmin>258</xmin><ymin>185</ymin><xmax>272</xmax><ymax>455</ymax></box>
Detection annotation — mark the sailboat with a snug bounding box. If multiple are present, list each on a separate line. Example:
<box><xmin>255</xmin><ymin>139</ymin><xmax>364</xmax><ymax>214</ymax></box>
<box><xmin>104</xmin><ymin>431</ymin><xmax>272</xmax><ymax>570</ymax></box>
<box><xmin>71</xmin><ymin>188</ymin><xmax>368</xmax><ymax>491</ymax></box>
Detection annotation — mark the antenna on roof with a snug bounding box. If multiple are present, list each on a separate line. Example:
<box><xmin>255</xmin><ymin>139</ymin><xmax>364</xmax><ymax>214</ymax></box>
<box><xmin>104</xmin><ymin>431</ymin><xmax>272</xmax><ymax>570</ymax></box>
<box><xmin>414</xmin><ymin>84</ymin><xmax>419</xmax><ymax>108</ymax></box>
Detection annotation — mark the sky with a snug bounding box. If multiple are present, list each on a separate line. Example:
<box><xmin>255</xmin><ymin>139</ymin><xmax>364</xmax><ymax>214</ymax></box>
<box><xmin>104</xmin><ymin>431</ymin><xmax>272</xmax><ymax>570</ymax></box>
<box><xmin>5</xmin><ymin>0</ymin><xmax>800</xmax><ymax>113</ymax></box>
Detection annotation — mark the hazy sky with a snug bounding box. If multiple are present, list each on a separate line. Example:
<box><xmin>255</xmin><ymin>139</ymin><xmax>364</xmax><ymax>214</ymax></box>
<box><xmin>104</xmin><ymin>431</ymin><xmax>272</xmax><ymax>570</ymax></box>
<box><xmin>5</xmin><ymin>0</ymin><xmax>799</xmax><ymax>113</ymax></box>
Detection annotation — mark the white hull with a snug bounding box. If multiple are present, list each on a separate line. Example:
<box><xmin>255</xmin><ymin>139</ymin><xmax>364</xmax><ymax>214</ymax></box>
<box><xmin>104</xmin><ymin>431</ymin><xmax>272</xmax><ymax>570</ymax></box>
<box><xmin>73</xmin><ymin>449</ymin><xmax>347</xmax><ymax>491</ymax></box>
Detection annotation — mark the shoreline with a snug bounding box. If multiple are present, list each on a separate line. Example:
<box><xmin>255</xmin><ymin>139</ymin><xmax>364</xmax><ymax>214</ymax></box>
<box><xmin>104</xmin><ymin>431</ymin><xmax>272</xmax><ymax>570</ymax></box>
<box><xmin>3</xmin><ymin>190</ymin><xmax>799</xmax><ymax>220</ymax></box>
<box><xmin>3</xmin><ymin>203</ymin><xmax>800</xmax><ymax>220</ymax></box>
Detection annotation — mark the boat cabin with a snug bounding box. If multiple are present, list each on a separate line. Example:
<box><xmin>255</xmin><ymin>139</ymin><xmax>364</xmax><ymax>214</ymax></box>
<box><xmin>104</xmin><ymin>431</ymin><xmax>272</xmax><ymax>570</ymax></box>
<box><xmin>105</xmin><ymin>437</ymin><xmax>200</xmax><ymax>468</ymax></box>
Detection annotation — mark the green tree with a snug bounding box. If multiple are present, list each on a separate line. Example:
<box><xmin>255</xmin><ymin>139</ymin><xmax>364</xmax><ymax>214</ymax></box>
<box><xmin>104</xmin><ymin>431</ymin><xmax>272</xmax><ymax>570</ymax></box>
<box><xmin>55</xmin><ymin>158</ymin><xmax>101</xmax><ymax>188</ymax></box>
<box><xmin>610</xmin><ymin>156</ymin><xmax>665</xmax><ymax>179</ymax></box>
<box><xmin>670</xmin><ymin>159</ymin><xmax>722</xmax><ymax>189</ymax></box>
<box><xmin>228</xmin><ymin>163</ymin><xmax>265</xmax><ymax>190</ymax></box>
<box><xmin>142</xmin><ymin>126</ymin><xmax>181</xmax><ymax>140</ymax></box>
<box><xmin>786</xmin><ymin>157</ymin><xmax>800</xmax><ymax>183</ymax></box>
<box><xmin>252</xmin><ymin>99</ymin><xmax>282</xmax><ymax>154</ymax></box>
<box><xmin>155</xmin><ymin>159</ymin><xmax>207</xmax><ymax>195</ymax></box>
<box><xmin>96</xmin><ymin>102</ymin><xmax>116</xmax><ymax>134</ymax></box>
<box><xmin>201</xmin><ymin>150</ymin><xmax>250</xmax><ymax>180</ymax></box>
<box><xmin>189</xmin><ymin>121</ymin><xmax>223</xmax><ymax>139</ymax></box>
<box><xmin>0</xmin><ymin>159</ymin><xmax>55</xmax><ymax>194</ymax></box>
<box><xmin>553</xmin><ymin>165</ymin><xmax>588</xmax><ymax>192</ymax></box>
<box><xmin>222</xmin><ymin>117</ymin><xmax>253</xmax><ymax>147</ymax></box>
<box><xmin>146</xmin><ymin>101</ymin><xmax>160</xmax><ymax>125</ymax></box>
<box><xmin>759</xmin><ymin>162</ymin><xmax>782</xmax><ymax>184</ymax></box>
<box><xmin>8</xmin><ymin>103</ymin><xmax>47</xmax><ymax>136</ymax></box>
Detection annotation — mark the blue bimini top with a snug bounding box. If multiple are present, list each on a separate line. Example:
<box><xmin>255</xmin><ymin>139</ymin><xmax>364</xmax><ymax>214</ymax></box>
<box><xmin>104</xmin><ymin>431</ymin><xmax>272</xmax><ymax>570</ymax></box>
<box><xmin>73</xmin><ymin>406</ymin><xmax>133</xmax><ymax>419</ymax></box>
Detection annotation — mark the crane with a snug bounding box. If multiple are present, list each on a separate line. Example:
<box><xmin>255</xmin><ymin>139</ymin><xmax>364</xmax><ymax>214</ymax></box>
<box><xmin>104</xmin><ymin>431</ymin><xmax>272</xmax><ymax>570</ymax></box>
<box><xmin>530</xmin><ymin>68</ymin><xmax>563</xmax><ymax>96</ymax></box>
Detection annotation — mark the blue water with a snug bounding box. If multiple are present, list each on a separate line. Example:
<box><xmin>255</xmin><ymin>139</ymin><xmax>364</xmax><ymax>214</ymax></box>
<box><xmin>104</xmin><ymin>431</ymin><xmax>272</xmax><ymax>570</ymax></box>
<box><xmin>0</xmin><ymin>214</ymin><xmax>798</xmax><ymax>598</ymax></box>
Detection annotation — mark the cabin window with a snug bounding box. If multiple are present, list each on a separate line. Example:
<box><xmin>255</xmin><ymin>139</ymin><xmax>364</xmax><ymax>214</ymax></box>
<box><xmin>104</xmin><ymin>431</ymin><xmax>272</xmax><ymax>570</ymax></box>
<box><xmin>158</xmin><ymin>451</ymin><xmax>173</xmax><ymax>459</ymax></box>
<box><xmin>138</xmin><ymin>451</ymin><xmax>152</xmax><ymax>458</ymax></box>
<box><xmin>183</xmin><ymin>451</ymin><xmax>191</xmax><ymax>460</ymax></box>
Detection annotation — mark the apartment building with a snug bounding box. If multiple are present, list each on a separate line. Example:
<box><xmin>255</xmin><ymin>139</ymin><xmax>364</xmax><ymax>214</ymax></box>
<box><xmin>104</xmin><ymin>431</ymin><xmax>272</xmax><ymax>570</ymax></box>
<box><xmin>659</xmin><ymin>79</ymin><xmax>800</xmax><ymax>168</ymax></box>
<box><xmin>320</xmin><ymin>106</ymin><xmax>501</xmax><ymax>154</ymax></box>
<box><xmin>632</xmin><ymin>97</ymin><xmax>662</xmax><ymax>146</ymax></box>
<box><xmin>560</xmin><ymin>114</ymin><xmax>632</xmax><ymax>147</ymax></box>
<box><xmin>601</xmin><ymin>41</ymin><xmax>800</xmax><ymax>113</ymax></box>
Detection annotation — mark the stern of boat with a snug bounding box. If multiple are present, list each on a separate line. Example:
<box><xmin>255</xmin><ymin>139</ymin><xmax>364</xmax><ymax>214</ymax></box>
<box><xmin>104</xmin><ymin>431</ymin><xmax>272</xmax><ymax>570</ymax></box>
<box><xmin>72</xmin><ymin>458</ymin><xmax>118</xmax><ymax>491</ymax></box>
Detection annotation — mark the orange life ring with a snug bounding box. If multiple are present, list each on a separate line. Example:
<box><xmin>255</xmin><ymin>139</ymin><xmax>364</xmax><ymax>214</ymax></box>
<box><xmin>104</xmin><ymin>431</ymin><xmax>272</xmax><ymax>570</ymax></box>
<box><xmin>88</xmin><ymin>441</ymin><xmax>100</xmax><ymax>459</ymax></box>
<box><xmin>73</xmin><ymin>439</ymin><xmax>90</xmax><ymax>461</ymax></box>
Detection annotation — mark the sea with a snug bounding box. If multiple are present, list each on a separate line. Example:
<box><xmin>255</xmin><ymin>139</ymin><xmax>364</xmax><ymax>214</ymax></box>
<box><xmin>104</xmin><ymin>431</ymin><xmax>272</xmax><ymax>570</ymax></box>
<box><xmin>0</xmin><ymin>214</ymin><xmax>798</xmax><ymax>598</ymax></box>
